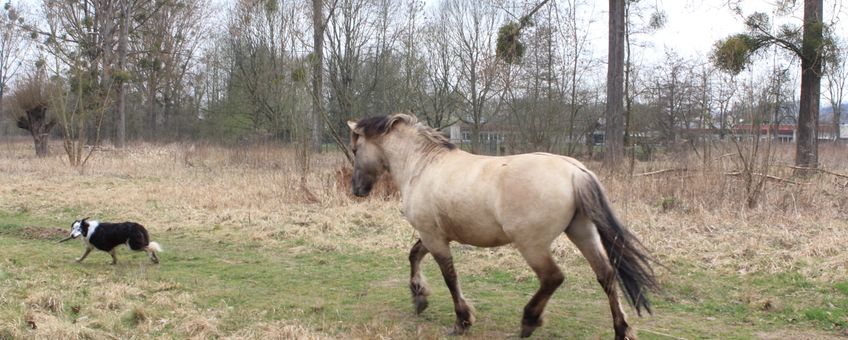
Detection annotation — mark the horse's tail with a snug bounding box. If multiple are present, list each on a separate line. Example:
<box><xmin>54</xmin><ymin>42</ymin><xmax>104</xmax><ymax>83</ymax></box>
<box><xmin>573</xmin><ymin>169</ymin><xmax>659</xmax><ymax>316</ymax></box>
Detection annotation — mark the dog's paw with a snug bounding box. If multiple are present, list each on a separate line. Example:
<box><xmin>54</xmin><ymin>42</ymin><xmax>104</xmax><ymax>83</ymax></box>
<box><xmin>75</xmin><ymin>258</ymin><xmax>83</xmax><ymax>263</ymax></box>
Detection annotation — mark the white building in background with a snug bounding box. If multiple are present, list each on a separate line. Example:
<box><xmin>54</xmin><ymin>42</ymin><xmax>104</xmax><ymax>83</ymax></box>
<box><xmin>448</xmin><ymin>124</ymin><xmax>462</xmax><ymax>145</ymax></box>
<box><xmin>841</xmin><ymin>124</ymin><xmax>848</xmax><ymax>140</ymax></box>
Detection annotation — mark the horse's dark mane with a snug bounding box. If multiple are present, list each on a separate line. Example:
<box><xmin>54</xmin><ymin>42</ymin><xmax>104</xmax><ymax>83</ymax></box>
<box><xmin>355</xmin><ymin>114</ymin><xmax>456</xmax><ymax>151</ymax></box>
<box><xmin>355</xmin><ymin>116</ymin><xmax>394</xmax><ymax>139</ymax></box>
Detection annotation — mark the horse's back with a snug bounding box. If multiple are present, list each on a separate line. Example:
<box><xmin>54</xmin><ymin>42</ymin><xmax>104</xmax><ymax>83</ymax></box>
<box><xmin>406</xmin><ymin>151</ymin><xmax>585</xmax><ymax>247</ymax></box>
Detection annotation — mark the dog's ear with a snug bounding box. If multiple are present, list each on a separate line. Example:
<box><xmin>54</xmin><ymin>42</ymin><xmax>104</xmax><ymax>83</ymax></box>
<box><xmin>82</xmin><ymin>218</ymin><xmax>90</xmax><ymax>227</ymax></box>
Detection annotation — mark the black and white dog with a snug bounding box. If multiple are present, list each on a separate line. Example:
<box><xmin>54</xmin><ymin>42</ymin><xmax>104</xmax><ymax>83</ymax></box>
<box><xmin>59</xmin><ymin>218</ymin><xmax>162</xmax><ymax>265</ymax></box>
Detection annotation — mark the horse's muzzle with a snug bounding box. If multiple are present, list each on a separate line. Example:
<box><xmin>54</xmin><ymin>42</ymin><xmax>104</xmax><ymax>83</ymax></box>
<box><xmin>352</xmin><ymin>184</ymin><xmax>372</xmax><ymax>197</ymax></box>
<box><xmin>351</xmin><ymin>176</ymin><xmax>374</xmax><ymax>197</ymax></box>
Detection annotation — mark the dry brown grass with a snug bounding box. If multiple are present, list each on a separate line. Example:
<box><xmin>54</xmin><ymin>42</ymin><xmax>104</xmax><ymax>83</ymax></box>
<box><xmin>2</xmin><ymin>138</ymin><xmax>846</xmax><ymax>279</ymax></box>
<box><xmin>227</xmin><ymin>320</ymin><xmax>332</xmax><ymax>340</ymax></box>
<box><xmin>25</xmin><ymin>292</ymin><xmax>64</xmax><ymax>314</ymax></box>
<box><xmin>177</xmin><ymin>314</ymin><xmax>222</xmax><ymax>339</ymax></box>
<box><xmin>598</xmin><ymin>142</ymin><xmax>848</xmax><ymax>280</ymax></box>
<box><xmin>21</xmin><ymin>311</ymin><xmax>107</xmax><ymax>340</ymax></box>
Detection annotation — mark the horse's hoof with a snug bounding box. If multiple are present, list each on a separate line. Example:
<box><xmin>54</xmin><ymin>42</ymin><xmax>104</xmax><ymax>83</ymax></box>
<box><xmin>520</xmin><ymin>316</ymin><xmax>543</xmax><ymax>338</ymax></box>
<box><xmin>447</xmin><ymin>316</ymin><xmax>473</xmax><ymax>336</ymax></box>
<box><xmin>615</xmin><ymin>327</ymin><xmax>637</xmax><ymax>340</ymax></box>
<box><xmin>519</xmin><ymin>324</ymin><xmax>538</xmax><ymax>338</ymax></box>
<box><xmin>614</xmin><ymin>323</ymin><xmax>636</xmax><ymax>340</ymax></box>
<box><xmin>414</xmin><ymin>296</ymin><xmax>428</xmax><ymax>315</ymax></box>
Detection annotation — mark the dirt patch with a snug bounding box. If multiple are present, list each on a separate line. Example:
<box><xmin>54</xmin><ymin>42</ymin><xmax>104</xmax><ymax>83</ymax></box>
<box><xmin>20</xmin><ymin>226</ymin><xmax>67</xmax><ymax>241</ymax></box>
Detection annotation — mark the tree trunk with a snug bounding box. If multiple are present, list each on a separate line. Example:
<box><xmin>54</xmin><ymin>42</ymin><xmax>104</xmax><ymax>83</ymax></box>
<box><xmin>794</xmin><ymin>0</ymin><xmax>823</xmax><ymax>172</ymax></box>
<box><xmin>148</xmin><ymin>73</ymin><xmax>158</xmax><ymax>139</ymax></box>
<box><xmin>311</xmin><ymin>0</ymin><xmax>325</xmax><ymax>152</ymax></box>
<box><xmin>604</xmin><ymin>0</ymin><xmax>625</xmax><ymax>168</ymax></box>
<box><xmin>0</xmin><ymin>87</ymin><xmax>5</xmax><ymax>122</ymax></box>
<box><xmin>623</xmin><ymin>0</ymin><xmax>632</xmax><ymax>147</ymax></box>
<box><xmin>18</xmin><ymin>107</ymin><xmax>54</xmax><ymax>157</ymax></box>
<box><xmin>33</xmin><ymin>133</ymin><xmax>49</xmax><ymax>157</ymax></box>
<box><xmin>471</xmin><ymin>124</ymin><xmax>481</xmax><ymax>154</ymax></box>
<box><xmin>116</xmin><ymin>0</ymin><xmax>129</xmax><ymax>148</ymax></box>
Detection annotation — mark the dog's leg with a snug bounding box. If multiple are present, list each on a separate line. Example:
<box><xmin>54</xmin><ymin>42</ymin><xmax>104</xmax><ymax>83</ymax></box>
<box><xmin>76</xmin><ymin>246</ymin><xmax>93</xmax><ymax>263</ymax></box>
<box><xmin>108</xmin><ymin>249</ymin><xmax>118</xmax><ymax>265</ymax></box>
<box><xmin>146</xmin><ymin>247</ymin><xmax>159</xmax><ymax>264</ymax></box>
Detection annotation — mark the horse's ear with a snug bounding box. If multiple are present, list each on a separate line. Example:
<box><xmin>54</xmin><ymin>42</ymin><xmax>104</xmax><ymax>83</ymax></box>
<box><xmin>347</xmin><ymin>121</ymin><xmax>358</xmax><ymax>132</ymax></box>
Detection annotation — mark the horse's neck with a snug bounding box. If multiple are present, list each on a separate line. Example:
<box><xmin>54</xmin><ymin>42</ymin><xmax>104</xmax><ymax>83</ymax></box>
<box><xmin>382</xmin><ymin>130</ymin><xmax>431</xmax><ymax>192</ymax></box>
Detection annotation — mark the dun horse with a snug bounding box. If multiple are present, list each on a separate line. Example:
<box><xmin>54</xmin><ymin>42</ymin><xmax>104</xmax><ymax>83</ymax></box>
<box><xmin>347</xmin><ymin>114</ymin><xmax>658</xmax><ymax>339</ymax></box>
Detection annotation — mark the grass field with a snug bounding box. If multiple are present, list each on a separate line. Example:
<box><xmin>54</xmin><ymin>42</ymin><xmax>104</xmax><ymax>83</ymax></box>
<box><xmin>1</xmin><ymin>138</ymin><xmax>847</xmax><ymax>339</ymax></box>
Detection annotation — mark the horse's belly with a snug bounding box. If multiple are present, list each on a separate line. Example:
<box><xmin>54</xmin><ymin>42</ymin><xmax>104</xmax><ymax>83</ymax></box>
<box><xmin>437</xmin><ymin>216</ymin><xmax>510</xmax><ymax>247</ymax></box>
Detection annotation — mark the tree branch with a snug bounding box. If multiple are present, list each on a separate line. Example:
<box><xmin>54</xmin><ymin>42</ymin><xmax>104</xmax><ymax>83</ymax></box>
<box><xmin>518</xmin><ymin>0</ymin><xmax>550</xmax><ymax>30</ymax></box>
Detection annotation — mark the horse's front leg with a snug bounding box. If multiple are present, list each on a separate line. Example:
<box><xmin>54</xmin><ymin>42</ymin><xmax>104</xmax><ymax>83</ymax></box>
<box><xmin>423</xmin><ymin>237</ymin><xmax>475</xmax><ymax>335</ymax></box>
<box><xmin>409</xmin><ymin>239</ymin><xmax>431</xmax><ymax>314</ymax></box>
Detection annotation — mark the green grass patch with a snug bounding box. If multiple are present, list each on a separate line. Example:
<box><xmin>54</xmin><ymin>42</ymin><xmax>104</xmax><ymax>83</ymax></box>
<box><xmin>834</xmin><ymin>282</ymin><xmax>848</xmax><ymax>296</ymax></box>
<box><xmin>0</xmin><ymin>209</ymin><xmax>844</xmax><ymax>338</ymax></box>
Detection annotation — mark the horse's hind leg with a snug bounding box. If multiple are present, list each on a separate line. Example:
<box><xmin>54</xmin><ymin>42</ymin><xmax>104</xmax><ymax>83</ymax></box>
<box><xmin>409</xmin><ymin>239</ymin><xmax>430</xmax><ymax>314</ymax></box>
<box><xmin>566</xmin><ymin>213</ymin><xmax>635</xmax><ymax>340</ymax></box>
<box><xmin>515</xmin><ymin>246</ymin><xmax>565</xmax><ymax>338</ymax></box>
<box><xmin>421</xmin><ymin>236</ymin><xmax>474</xmax><ymax>335</ymax></box>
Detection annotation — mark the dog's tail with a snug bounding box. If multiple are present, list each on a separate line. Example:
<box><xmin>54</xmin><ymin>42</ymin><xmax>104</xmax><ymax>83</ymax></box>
<box><xmin>147</xmin><ymin>241</ymin><xmax>163</xmax><ymax>252</ymax></box>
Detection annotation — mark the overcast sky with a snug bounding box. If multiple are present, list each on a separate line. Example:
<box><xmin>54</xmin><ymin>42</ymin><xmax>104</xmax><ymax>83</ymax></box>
<box><xmin>21</xmin><ymin>0</ymin><xmax>844</xmax><ymax>62</ymax></box>
<box><xmin>17</xmin><ymin>0</ymin><xmax>846</xmax><ymax>99</ymax></box>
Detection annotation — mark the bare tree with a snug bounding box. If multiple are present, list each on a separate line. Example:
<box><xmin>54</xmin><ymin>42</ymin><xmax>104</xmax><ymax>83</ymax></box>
<box><xmin>114</xmin><ymin>0</ymin><xmax>129</xmax><ymax>147</ymax></box>
<box><xmin>325</xmin><ymin>0</ymin><xmax>371</xmax><ymax>128</ymax></box>
<box><xmin>729</xmin><ymin>63</ymin><xmax>792</xmax><ymax>208</ymax></box>
<box><xmin>0</xmin><ymin>2</ymin><xmax>30</xmax><ymax>118</ymax></box>
<box><xmin>622</xmin><ymin>0</ymin><xmax>664</xmax><ymax>150</ymax></box>
<box><xmin>502</xmin><ymin>3</ymin><xmax>564</xmax><ymax>153</ymax></box>
<box><xmin>561</xmin><ymin>0</ymin><xmax>596</xmax><ymax>155</ymax></box>
<box><xmin>12</xmin><ymin>70</ymin><xmax>55</xmax><ymax>156</ymax></box>
<box><xmin>419</xmin><ymin>5</ymin><xmax>460</xmax><ymax>130</ymax></box>
<box><xmin>824</xmin><ymin>38</ymin><xmax>846</xmax><ymax>141</ymax></box>
<box><xmin>796</xmin><ymin>0</ymin><xmax>824</xmax><ymax>171</ymax></box>
<box><xmin>134</xmin><ymin>0</ymin><xmax>210</xmax><ymax>140</ymax></box>
<box><xmin>38</xmin><ymin>0</ymin><xmax>121</xmax><ymax>166</ymax></box>
<box><xmin>714</xmin><ymin>71</ymin><xmax>737</xmax><ymax>140</ymax></box>
<box><xmin>442</xmin><ymin>0</ymin><xmax>503</xmax><ymax>154</ymax></box>
<box><xmin>311</xmin><ymin>0</ymin><xmax>325</xmax><ymax>151</ymax></box>
<box><xmin>604</xmin><ymin>0</ymin><xmax>625</xmax><ymax>167</ymax></box>
<box><xmin>645</xmin><ymin>51</ymin><xmax>695</xmax><ymax>145</ymax></box>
